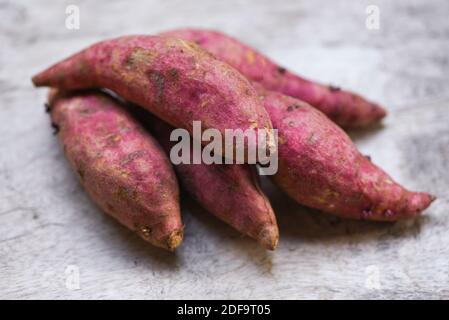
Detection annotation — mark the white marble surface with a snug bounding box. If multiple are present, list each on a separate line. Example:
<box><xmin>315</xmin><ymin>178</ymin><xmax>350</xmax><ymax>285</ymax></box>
<box><xmin>1</xmin><ymin>0</ymin><xmax>448</xmax><ymax>299</ymax></box>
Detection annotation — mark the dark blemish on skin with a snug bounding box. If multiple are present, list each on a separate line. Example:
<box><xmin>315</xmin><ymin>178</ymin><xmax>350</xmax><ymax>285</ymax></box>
<box><xmin>79</xmin><ymin>108</ymin><xmax>96</xmax><ymax>116</ymax></box>
<box><xmin>117</xmin><ymin>186</ymin><xmax>138</xmax><ymax>201</ymax></box>
<box><xmin>227</xmin><ymin>181</ymin><xmax>239</xmax><ymax>193</ymax></box>
<box><xmin>124</xmin><ymin>49</ymin><xmax>157</xmax><ymax>70</ymax></box>
<box><xmin>147</xmin><ymin>71</ymin><xmax>165</xmax><ymax>103</ymax></box>
<box><xmin>77</xmin><ymin>167</ymin><xmax>85</xmax><ymax>181</ymax></box>
<box><xmin>193</xmin><ymin>36</ymin><xmax>205</xmax><ymax>45</ymax></box>
<box><xmin>33</xmin><ymin>213</ymin><xmax>39</xmax><ymax>220</ymax></box>
<box><xmin>123</xmin><ymin>55</ymin><xmax>135</xmax><ymax>69</ymax></box>
<box><xmin>78</xmin><ymin>60</ymin><xmax>89</xmax><ymax>76</ymax></box>
<box><xmin>188</xmin><ymin>89</ymin><xmax>201</xmax><ymax>104</ymax></box>
<box><xmin>329</xmin><ymin>85</ymin><xmax>341</xmax><ymax>92</ymax></box>
<box><xmin>51</xmin><ymin>122</ymin><xmax>59</xmax><ymax>135</ymax></box>
<box><xmin>121</xmin><ymin>150</ymin><xmax>145</xmax><ymax>165</ymax></box>
<box><xmin>106</xmin><ymin>202</ymin><xmax>115</xmax><ymax>213</ymax></box>
<box><xmin>277</xmin><ymin>66</ymin><xmax>286</xmax><ymax>74</ymax></box>
<box><xmin>364</xmin><ymin>155</ymin><xmax>372</xmax><ymax>161</ymax></box>
<box><xmin>168</xmin><ymin>68</ymin><xmax>179</xmax><ymax>80</ymax></box>
<box><xmin>44</xmin><ymin>103</ymin><xmax>51</xmax><ymax>113</ymax></box>
<box><xmin>287</xmin><ymin>104</ymin><xmax>301</xmax><ymax>112</ymax></box>
<box><xmin>123</xmin><ymin>49</ymin><xmax>141</xmax><ymax>70</ymax></box>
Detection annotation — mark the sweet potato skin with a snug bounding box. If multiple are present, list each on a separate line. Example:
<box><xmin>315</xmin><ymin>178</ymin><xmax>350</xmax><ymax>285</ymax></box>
<box><xmin>32</xmin><ymin>35</ymin><xmax>274</xmax><ymax>158</ymax></box>
<box><xmin>255</xmin><ymin>85</ymin><xmax>434</xmax><ymax>221</ymax></box>
<box><xmin>141</xmin><ymin>112</ymin><xmax>278</xmax><ymax>250</ymax></box>
<box><xmin>160</xmin><ymin>28</ymin><xmax>386</xmax><ymax>128</ymax></box>
<box><xmin>49</xmin><ymin>90</ymin><xmax>183</xmax><ymax>250</ymax></box>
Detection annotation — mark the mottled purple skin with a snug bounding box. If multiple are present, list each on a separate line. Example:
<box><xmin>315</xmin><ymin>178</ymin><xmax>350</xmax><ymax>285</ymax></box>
<box><xmin>32</xmin><ymin>35</ymin><xmax>274</xmax><ymax>159</ymax></box>
<box><xmin>160</xmin><ymin>28</ymin><xmax>386</xmax><ymax>128</ymax></box>
<box><xmin>142</xmin><ymin>113</ymin><xmax>278</xmax><ymax>250</ymax></box>
<box><xmin>49</xmin><ymin>90</ymin><xmax>183</xmax><ymax>250</ymax></box>
<box><xmin>255</xmin><ymin>85</ymin><xmax>434</xmax><ymax>221</ymax></box>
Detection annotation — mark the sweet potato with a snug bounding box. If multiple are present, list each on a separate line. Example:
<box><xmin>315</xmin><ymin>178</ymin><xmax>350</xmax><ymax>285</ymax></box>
<box><xmin>48</xmin><ymin>90</ymin><xmax>183</xmax><ymax>250</ymax></box>
<box><xmin>254</xmin><ymin>84</ymin><xmax>434</xmax><ymax>221</ymax></box>
<box><xmin>32</xmin><ymin>35</ymin><xmax>274</xmax><ymax>159</ymax></box>
<box><xmin>160</xmin><ymin>28</ymin><xmax>386</xmax><ymax>128</ymax></box>
<box><xmin>137</xmin><ymin>111</ymin><xmax>278</xmax><ymax>250</ymax></box>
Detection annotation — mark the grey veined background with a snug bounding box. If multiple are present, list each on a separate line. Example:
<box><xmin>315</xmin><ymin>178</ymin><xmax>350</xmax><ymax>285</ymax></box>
<box><xmin>1</xmin><ymin>0</ymin><xmax>448</xmax><ymax>299</ymax></box>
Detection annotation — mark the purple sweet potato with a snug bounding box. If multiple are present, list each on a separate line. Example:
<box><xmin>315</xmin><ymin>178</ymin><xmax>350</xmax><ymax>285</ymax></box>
<box><xmin>254</xmin><ymin>84</ymin><xmax>434</xmax><ymax>221</ymax></box>
<box><xmin>32</xmin><ymin>35</ymin><xmax>274</xmax><ymax>159</ymax></box>
<box><xmin>139</xmin><ymin>113</ymin><xmax>278</xmax><ymax>250</ymax></box>
<box><xmin>48</xmin><ymin>90</ymin><xmax>183</xmax><ymax>250</ymax></box>
<box><xmin>160</xmin><ymin>28</ymin><xmax>386</xmax><ymax>128</ymax></box>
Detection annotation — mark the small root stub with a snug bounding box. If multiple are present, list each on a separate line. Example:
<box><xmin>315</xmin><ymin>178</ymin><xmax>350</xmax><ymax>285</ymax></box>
<box><xmin>166</xmin><ymin>229</ymin><xmax>183</xmax><ymax>251</ymax></box>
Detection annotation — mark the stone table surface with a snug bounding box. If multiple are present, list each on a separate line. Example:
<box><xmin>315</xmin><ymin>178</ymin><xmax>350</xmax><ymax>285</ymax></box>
<box><xmin>1</xmin><ymin>0</ymin><xmax>448</xmax><ymax>299</ymax></box>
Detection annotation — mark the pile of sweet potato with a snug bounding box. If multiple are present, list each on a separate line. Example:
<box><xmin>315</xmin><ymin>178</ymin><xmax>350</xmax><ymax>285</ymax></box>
<box><xmin>32</xmin><ymin>29</ymin><xmax>435</xmax><ymax>251</ymax></box>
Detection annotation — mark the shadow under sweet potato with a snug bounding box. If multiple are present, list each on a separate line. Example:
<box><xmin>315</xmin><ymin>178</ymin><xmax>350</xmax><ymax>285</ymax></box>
<box><xmin>259</xmin><ymin>176</ymin><xmax>429</xmax><ymax>244</ymax></box>
<box><xmin>346</xmin><ymin>121</ymin><xmax>385</xmax><ymax>142</ymax></box>
<box><xmin>181</xmin><ymin>193</ymin><xmax>275</xmax><ymax>275</ymax></box>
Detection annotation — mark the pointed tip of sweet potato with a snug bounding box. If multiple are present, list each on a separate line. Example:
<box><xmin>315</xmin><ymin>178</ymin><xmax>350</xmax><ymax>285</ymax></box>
<box><xmin>32</xmin><ymin>71</ymin><xmax>47</xmax><ymax>87</ymax></box>
<box><xmin>376</xmin><ymin>105</ymin><xmax>387</xmax><ymax>120</ymax></box>
<box><xmin>368</xmin><ymin>191</ymin><xmax>436</xmax><ymax>221</ymax></box>
<box><xmin>257</xmin><ymin>223</ymin><xmax>279</xmax><ymax>250</ymax></box>
<box><xmin>405</xmin><ymin>192</ymin><xmax>436</xmax><ymax>217</ymax></box>
<box><xmin>165</xmin><ymin>228</ymin><xmax>184</xmax><ymax>251</ymax></box>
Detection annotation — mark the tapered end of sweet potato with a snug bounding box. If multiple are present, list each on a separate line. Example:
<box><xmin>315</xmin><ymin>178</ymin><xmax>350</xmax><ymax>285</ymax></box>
<box><xmin>365</xmin><ymin>191</ymin><xmax>436</xmax><ymax>221</ymax></box>
<box><xmin>354</xmin><ymin>156</ymin><xmax>435</xmax><ymax>221</ymax></box>
<box><xmin>385</xmin><ymin>191</ymin><xmax>435</xmax><ymax>221</ymax></box>
<box><xmin>32</xmin><ymin>65</ymin><xmax>58</xmax><ymax>87</ymax></box>
<box><xmin>339</xmin><ymin>99</ymin><xmax>387</xmax><ymax>128</ymax></box>
<box><xmin>31</xmin><ymin>72</ymin><xmax>45</xmax><ymax>87</ymax></box>
<box><xmin>256</xmin><ymin>223</ymin><xmax>279</xmax><ymax>250</ymax></box>
<box><xmin>404</xmin><ymin>192</ymin><xmax>436</xmax><ymax>217</ymax></box>
<box><xmin>144</xmin><ymin>227</ymin><xmax>183</xmax><ymax>251</ymax></box>
<box><xmin>165</xmin><ymin>228</ymin><xmax>184</xmax><ymax>251</ymax></box>
<box><xmin>32</xmin><ymin>52</ymin><xmax>89</xmax><ymax>89</ymax></box>
<box><xmin>375</xmin><ymin>105</ymin><xmax>387</xmax><ymax>121</ymax></box>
